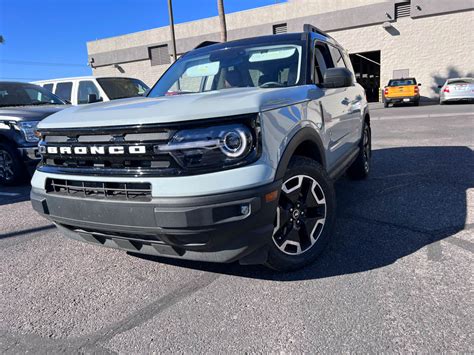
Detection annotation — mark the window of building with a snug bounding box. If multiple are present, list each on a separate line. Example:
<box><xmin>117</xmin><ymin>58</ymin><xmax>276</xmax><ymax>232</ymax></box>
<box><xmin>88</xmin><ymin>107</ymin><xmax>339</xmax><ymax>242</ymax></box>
<box><xmin>77</xmin><ymin>81</ymin><xmax>102</xmax><ymax>104</ymax></box>
<box><xmin>149</xmin><ymin>45</ymin><xmax>171</xmax><ymax>66</ymax></box>
<box><xmin>273</xmin><ymin>23</ymin><xmax>288</xmax><ymax>34</ymax></box>
<box><xmin>43</xmin><ymin>83</ymin><xmax>54</xmax><ymax>92</ymax></box>
<box><xmin>54</xmin><ymin>82</ymin><xmax>73</xmax><ymax>101</ymax></box>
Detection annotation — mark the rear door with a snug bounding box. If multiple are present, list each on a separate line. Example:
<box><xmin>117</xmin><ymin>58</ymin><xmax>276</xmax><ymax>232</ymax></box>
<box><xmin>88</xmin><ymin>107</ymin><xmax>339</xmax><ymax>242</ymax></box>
<box><xmin>77</xmin><ymin>80</ymin><xmax>103</xmax><ymax>104</ymax></box>
<box><xmin>54</xmin><ymin>82</ymin><xmax>73</xmax><ymax>103</ymax></box>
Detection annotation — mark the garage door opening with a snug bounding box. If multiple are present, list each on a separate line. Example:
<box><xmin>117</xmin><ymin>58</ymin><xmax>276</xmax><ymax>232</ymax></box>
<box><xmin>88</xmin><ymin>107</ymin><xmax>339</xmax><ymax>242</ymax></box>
<box><xmin>349</xmin><ymin>51</ymin><xmax>381</xmax><ymax>102</ymax></box>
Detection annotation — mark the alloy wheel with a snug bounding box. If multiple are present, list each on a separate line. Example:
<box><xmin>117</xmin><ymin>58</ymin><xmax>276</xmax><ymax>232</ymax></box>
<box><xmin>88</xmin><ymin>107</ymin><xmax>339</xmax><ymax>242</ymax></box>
<box><xmin>272</xmin><ymin>175</ymin><xmax>327</xmax><ymax>255</ymax></box>
<box><xmin>0</xmin><ymin>149</ymin><xmax>14</xmax><ymax>181</ymax></box>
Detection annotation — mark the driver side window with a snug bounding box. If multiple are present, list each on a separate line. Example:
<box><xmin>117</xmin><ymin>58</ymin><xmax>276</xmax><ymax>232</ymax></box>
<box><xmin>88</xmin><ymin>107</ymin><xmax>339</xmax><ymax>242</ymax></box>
<box><xmin>314</xmin><ymin>42</ymin><xmax>334</xmax><ymax>85</ymax></box>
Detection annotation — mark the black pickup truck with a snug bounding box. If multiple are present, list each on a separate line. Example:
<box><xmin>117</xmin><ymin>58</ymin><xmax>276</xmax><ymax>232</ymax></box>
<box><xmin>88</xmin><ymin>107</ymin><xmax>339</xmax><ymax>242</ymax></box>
<box><xmin>0</xmin><ymin>82</ymin><xmax>68</xmax><ymax>185</ymax></box>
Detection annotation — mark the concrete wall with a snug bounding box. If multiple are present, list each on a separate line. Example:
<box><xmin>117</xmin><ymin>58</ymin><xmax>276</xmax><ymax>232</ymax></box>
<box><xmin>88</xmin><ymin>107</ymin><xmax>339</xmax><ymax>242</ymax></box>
<box><xmin>88</xmin><ymin>0</ymin><xmax>474</xmax><ymax>99</ymax></box>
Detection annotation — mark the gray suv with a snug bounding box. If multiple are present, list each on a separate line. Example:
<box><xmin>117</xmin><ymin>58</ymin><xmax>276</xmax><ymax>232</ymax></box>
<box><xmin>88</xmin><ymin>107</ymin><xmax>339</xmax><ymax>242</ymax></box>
<box><xmin>31</xmin><ymin>25</ymin><xmax>371</xmax><ymax>271</ymax></box>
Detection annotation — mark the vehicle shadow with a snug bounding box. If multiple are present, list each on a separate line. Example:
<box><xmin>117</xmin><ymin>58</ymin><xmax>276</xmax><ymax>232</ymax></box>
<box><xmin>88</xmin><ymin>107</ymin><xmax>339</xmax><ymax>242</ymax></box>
<box><xmin>0</xmin><ymin>185</ymin><xmax>31</xmax><ymax>206</ymax></box>
<box><xmin>134</xmin><ymin>146</ymin><xmax>473</xmax><ymax>281</ymax></box>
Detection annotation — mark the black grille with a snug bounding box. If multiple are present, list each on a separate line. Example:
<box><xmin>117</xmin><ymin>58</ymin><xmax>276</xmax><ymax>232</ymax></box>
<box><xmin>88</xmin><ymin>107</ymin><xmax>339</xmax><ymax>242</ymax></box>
<box><xmin>273</xmin><ymin>23</ymin><xmax>288</xmax><ymax>34</ymax></box>
<box><xmin>38</xmin><ymin>126</ymin><xmax>180</xmax><ymax>177</ymax></box>
<box><xmin>37</xmin><ymin>115</ymin><xmax>259</xmax><ymax>177</ymax></box>
<box><xmin>46</xmin><ymin>178</ymin><xmax>152</xmax><ymax>201</ymax></box>
<box><xmin>395</xmin><ymin>2</ymin><xmax>411</xmax><ymax>18</ymax></box>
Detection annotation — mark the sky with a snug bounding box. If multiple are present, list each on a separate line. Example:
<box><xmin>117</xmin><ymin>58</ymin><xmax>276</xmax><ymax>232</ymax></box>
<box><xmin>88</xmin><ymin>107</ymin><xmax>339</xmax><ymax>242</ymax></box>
<box><xmin>0</xmin><ymin>0</ymin><xmax>287</xmax><ymax>82</ymax></box>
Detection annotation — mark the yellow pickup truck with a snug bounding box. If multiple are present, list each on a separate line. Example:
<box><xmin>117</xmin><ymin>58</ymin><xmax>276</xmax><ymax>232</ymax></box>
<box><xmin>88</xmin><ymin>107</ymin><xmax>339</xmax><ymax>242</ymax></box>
<box><xmin>383</xmin><ymin>78</ymin><xmax>421</xmax><ymax>107</ymax></box>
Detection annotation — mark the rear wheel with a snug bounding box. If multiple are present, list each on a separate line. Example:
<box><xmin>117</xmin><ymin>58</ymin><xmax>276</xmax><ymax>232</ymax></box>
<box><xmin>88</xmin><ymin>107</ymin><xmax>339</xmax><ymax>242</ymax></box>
<box><xmin>384</xmin><ymin>101</ymin><xmax>389</xmax><ymax>108</ymax></box>
<box><xmin>414</xmin><ymin>99</ymin><xmax>420</xmax><ymax>106</ymax></box>
<box><xmin>347</xmin><ymin>121</ymin><xmax>371</xmax><ymax>180</ymax></box>
<box><xmin>0</xmin><ymin>142</ymin><xmax>26</xmax><ymax>185</ymax></box>
<box><xmin>266</xmin><ymin>157</ymin><xmax>336</xmax><ymax>272</ymax></box>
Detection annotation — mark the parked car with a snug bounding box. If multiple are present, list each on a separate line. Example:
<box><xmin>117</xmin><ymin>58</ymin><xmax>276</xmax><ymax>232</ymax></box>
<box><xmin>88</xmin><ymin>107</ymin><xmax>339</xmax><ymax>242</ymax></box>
<box><xmin>33</xmin><ymin>76</ymin><xmax>149</xmax><ymax>105</ymax></box>
<box><xmin>383</xmin><ymin>78</ymin><xmax>421</xmax><ymax>107</ymax></box>
<box><xmin>438</xmin><ymin>77</ymin><xmax>474</xmax><ymax>104</ymax></box>
<box><xmin>0</xmin><ymin>82</ymin><xmax>68</xmax><ymax>185</ymax></box>
<box><xmin>31</xmin><ymin>25</ymin><xmax>371</xmax><ymax>271</ymax></box>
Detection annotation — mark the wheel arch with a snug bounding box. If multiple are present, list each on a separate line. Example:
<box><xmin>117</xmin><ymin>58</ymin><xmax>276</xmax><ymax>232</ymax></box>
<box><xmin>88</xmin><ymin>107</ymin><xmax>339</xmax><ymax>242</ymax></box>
<box><xmin>274</xmin><ymin>127</ymin><xmax>326</xmax><ymax>181</ymax></box>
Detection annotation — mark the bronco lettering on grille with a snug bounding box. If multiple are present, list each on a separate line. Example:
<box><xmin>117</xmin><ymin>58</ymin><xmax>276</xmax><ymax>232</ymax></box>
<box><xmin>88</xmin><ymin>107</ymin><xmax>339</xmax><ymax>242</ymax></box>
<box><xmin>41</xmin><ymin>146</ymin><xmax>147</xmax><ymax>155</ymax></box>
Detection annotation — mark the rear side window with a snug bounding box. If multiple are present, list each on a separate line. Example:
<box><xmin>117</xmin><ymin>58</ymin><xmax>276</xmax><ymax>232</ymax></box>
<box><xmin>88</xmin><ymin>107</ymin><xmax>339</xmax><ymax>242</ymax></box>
<box><xmin>54</xmin><ymin>82</ymin><xmax>73</xmax><ymax>101</ymax></box>
<box><xmin>77</xmin><ymin>81</ymin><xmax>101</xmax><ymax>104</ymax></box>
<box><xmin>43</xmin><ymin>83</ymin><xmax>54</xmax><ymax>92</ymax></box>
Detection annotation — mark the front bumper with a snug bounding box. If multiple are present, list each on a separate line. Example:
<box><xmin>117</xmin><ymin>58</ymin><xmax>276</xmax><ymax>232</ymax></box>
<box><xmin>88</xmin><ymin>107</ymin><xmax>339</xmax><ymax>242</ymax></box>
<box><xmin>31</xmin><ymin>181</ymin><xmax>281</xmax><ymax>264</ymax></box>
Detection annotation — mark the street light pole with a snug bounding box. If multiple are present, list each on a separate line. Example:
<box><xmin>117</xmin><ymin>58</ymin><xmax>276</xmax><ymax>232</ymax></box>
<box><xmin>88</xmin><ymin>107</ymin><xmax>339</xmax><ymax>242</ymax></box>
<box><xmin>167</xmin><ymin>0</ymin><xmax>177</xmax><ymax>62</ymax></box>
<box><xmin>217</xmin><ymin>0</ymin><xmax>227</xmax><ymax>42</ymax></box>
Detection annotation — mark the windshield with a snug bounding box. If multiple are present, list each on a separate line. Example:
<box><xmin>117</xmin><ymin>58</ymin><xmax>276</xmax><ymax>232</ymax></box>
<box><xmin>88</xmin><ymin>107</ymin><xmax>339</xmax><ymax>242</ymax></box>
<box><xmin>0</xmin><ymin>82</ymin><xmax>65</xmax><ymax>107</ymax></box>
<box><xmin>388</xmin><ymin>78</ymin><xmax>417</xmax><ymax>86</ymax></box>
<box><xmin>148</xmin><ymin>42</ymin><xmax>304</xmax><ymax>97</ymax></box>
<box><xmin>96</xmin><ymin>78</ymin><xmax>149</xmax><ymax>100</ymax></box>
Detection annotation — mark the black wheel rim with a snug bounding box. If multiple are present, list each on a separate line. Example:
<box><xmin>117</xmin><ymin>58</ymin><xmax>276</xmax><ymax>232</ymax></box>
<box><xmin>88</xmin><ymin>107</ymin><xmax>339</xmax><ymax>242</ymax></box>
<box><xmin>272</xmin><ymin>175</ymin><xmax>327</xmax><ymax>255</ymax></box>
<box><xmin>0</xmin><ymin>149</ymin><xmax>14</xmax><ymax>181</ymax></box>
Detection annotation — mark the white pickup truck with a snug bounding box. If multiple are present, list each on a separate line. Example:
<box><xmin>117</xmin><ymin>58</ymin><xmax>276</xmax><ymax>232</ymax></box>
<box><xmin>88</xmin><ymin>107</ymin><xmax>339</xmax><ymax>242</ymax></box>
<box><xmin>34</xmin><ymin>76</ymin><xmax>149</xmax><ymax>105</ymax></box>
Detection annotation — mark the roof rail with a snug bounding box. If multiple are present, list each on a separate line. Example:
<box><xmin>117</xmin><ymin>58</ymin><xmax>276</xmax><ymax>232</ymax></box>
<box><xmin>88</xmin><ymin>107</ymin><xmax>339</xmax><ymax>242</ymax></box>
<box><xmin>303</xmin><ymin>24</ymin><xmax>332</xmax><ymax>39</ymax></box>
<box><xmin>194</xmin><ymin>41</ymin><xmax>220</xmax><ymax>49</ymax></box>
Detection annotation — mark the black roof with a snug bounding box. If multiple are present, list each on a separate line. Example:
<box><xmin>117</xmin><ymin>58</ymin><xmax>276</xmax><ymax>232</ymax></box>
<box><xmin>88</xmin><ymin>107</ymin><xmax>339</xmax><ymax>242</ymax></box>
<box><xmin>189</xmin><ymin>32</ymin><xmax>308</xmax><ymax>56</ymax></box>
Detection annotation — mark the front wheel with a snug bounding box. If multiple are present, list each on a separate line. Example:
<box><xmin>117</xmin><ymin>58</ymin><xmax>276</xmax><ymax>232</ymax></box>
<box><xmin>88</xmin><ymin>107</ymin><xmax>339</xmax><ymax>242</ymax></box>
<box><xmin>265</xmin><ymin>157</ymin><xmax>336</xmax><ymax>272</ymax></box>
<box><xmin>0</xmin><ymin>142</ymin><xmax>26</xmax><ymax>185</ymax></box>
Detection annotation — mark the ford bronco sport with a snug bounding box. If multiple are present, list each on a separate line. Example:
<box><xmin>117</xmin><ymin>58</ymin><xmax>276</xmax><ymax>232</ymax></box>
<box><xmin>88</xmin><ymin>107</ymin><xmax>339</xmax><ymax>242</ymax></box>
<box><xmin>31</xmin><ymin>25</ymin><xmax>371</xmax><ymax>271</ymax></box>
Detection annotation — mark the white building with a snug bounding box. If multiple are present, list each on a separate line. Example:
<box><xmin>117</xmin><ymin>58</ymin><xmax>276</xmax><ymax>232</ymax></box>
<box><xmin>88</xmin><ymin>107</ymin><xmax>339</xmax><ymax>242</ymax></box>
<box><xmin>87</xmin><ymin>0</ymin><xmax>474</xmax><ymax>102</ymax></box>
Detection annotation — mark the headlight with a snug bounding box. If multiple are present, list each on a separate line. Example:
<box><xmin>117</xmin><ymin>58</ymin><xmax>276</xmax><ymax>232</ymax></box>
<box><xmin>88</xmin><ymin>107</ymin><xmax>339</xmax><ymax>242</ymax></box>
<box><xmin>156</xmin><ymin>121</ymin><xmax>260</xmax><ymax>171</ymax></box>
<box><xmin>18</xmin><ymin>121</ymin><xmax>40</xmax><ymax>143</ymax></box>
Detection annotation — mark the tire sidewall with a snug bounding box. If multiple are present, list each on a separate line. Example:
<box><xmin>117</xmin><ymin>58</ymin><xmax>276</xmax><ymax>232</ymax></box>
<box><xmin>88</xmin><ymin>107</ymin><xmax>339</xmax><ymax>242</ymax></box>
<box><xmin>0</xmin><ymin>142</ymin><xmax>25</xmax><ymax>185</ymax></box>
<box><xmin>266</xmin><ymin>157</ymin><xmax>336</xmax><ymax>271</ymax></box>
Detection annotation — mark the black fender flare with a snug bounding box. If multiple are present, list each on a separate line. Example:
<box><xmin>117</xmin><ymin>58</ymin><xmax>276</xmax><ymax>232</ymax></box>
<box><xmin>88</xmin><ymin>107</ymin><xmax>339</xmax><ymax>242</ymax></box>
<box><xmin>274</xmin><ymin>127</ymin><xmax>326</xmax><ymax>181</ymax></box>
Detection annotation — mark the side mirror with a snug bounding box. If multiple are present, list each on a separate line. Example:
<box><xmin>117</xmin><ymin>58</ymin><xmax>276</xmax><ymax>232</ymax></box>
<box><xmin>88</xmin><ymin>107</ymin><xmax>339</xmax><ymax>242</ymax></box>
<box><xmin>88</xmin><ymin>93</ymin><xmax>101</xmax><ymax>103</ymax></box>
<box><xmin>323</xmin><ymin>68</ymin><xmax>354</xmax><ymax>89</ymax></box>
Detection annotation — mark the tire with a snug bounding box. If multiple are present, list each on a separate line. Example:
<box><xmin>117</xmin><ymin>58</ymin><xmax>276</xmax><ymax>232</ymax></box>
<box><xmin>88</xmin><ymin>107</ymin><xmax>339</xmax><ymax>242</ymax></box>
<box><xmin>347</xmin><ymin>121</ymin><xmax>371</xmax><ymax>180</ymax></box>
<box><xmin>414</xmin><ymin>100</ymin><xmax>420</xmax><ymax>106</ymax></box>
<box><xmin>0</xmin><ymin>142</ymin><xmax>26</xmax><ymax>185</ymax></box>
<box><xmin>265</xmin><ymin>157</ymin><xmax>336</xmax><ymax>272</ymax></box>
<box><xmin>384</xmin><ymin>101</ymin><xmax>389</xmax><ymax>108</ymax></box>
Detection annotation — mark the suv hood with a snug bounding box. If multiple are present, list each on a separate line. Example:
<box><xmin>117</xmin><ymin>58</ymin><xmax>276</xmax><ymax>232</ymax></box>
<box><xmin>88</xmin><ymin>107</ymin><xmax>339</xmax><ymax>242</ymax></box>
<box><xmin>0</xmin><ymin>105</ymin><xmax>67</xmax><ymax>122</ymax></box>
<box><xmin>38</xmin><ymin>86</ymin><xmax>314</xmax><ymax>129</ymax></box>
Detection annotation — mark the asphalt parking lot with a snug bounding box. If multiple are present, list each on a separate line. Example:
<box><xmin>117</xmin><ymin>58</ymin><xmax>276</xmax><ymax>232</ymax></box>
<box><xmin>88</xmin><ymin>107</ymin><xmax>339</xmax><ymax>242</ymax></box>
<box><xmin>1</xmin><ymin>103</ymin><xmax>473</xmax><ymax>353</ymax></box>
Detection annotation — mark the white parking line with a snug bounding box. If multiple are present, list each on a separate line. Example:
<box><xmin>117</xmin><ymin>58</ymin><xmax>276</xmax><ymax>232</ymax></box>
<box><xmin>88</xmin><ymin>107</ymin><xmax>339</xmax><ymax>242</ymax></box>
<box><xmin>372</xmin><ymin>112</ymin><xmax>474</xmax><ymax>120</ymax></box>
<box><xmin>0</xmin><ymin>192</ymin><xmax>20</xmax><ymax>197</ymax></box>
